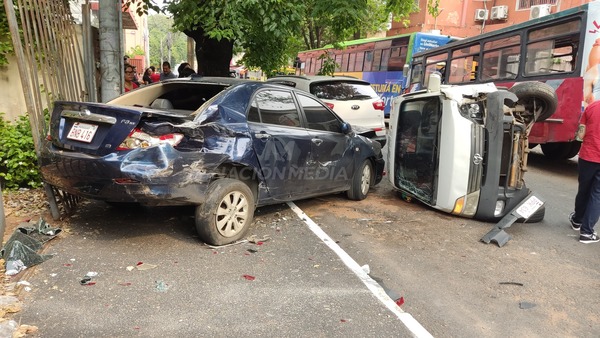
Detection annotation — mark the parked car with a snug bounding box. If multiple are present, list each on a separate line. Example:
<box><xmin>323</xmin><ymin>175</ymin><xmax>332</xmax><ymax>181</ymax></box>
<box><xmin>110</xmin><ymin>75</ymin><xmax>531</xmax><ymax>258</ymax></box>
<box><xmin>388</xmin><ymin>74</ymin><xmax>557</xmax><ymax>222</ymax></box>
<box><xmin>266</xmin><ymin>75</ymin><xmax>387</xmax><ymax>146</ymax></box>
<box><xmin>40</xmin><ymin>77</ymin><xmax>385</xmax><ymax>245</ymax></box>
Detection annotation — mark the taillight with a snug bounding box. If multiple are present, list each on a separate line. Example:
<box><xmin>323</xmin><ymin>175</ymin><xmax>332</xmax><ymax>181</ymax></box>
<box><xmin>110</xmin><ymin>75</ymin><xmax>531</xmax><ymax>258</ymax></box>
<box><xmin>325</xmin><ymin>102</ymin><xmax>335</xmax><ymax>110</ymax></box>
<box><xmin>373</xmin><ymin>100</ymin><xmax>385</xmax><ymax>111</ymax></box>
<box><xmin>117</xmin><ymin>128</ymin><xmax>184</xmax><ymax>150</ymax></box>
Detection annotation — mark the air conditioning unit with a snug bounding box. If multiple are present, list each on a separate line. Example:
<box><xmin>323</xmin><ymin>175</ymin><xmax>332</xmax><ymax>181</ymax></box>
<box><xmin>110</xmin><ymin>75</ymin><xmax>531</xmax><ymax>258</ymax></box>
<box><xmin>530</xmin><ymin>4</ymin><xmax>551</xmax><ymax>19</ymax></box>
<box><xmin>475</xmin><ymin>9</ymin><xmax>488</xmax><ymax>21</ymax></box>
<box><xmin>491</xmin><ymin>6</ymin><xmax>508</xmax><ymax>20</ymax></box>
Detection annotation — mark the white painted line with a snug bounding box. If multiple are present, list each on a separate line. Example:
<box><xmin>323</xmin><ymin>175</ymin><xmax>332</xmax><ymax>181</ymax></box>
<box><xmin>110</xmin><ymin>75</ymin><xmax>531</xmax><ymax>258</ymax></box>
<box><xmin>287</xmin><ymin>201</ymin><xmax>433</xmax><ymax>338</ymax></box>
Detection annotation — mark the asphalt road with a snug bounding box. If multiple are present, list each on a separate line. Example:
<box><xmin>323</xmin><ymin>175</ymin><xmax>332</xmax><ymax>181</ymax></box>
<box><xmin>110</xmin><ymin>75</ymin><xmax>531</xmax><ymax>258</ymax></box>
<box><xmin>12</xmin><ymin>147</ymin><xmax>600</xmax><ymax>337</ymax></box>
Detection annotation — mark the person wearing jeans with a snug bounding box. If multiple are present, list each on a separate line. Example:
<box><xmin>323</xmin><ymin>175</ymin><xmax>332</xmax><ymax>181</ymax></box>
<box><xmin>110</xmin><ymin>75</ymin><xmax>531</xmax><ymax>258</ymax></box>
<box><xmin>571</xmin><ymin>100</ymin><xmax>600</xmax><ymax>243</ymax></box>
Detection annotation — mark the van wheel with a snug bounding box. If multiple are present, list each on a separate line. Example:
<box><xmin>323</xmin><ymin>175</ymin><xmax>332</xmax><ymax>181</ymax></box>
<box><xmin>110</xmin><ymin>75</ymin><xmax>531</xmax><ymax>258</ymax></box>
<box><xmin>195</xmin><ymin>179</ymin><xmax>254</xmax><ymax>246</ymax></box>
<box><xmin>347</xmin><ymin>160</ymin><xmax>373</xmax><ymax>201</ymax></box>
<box><xmin>509</xmin><ymin>82</ymin><xmax>558</xmax><ymax>122</ymax></box>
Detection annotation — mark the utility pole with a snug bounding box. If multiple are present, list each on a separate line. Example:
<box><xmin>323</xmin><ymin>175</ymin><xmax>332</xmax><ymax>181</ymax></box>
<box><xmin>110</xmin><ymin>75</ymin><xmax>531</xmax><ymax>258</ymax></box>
<box><xmin>99</xmin><ymin>0</ymin><xmax>123</xmax><ymax>102</ymax></box>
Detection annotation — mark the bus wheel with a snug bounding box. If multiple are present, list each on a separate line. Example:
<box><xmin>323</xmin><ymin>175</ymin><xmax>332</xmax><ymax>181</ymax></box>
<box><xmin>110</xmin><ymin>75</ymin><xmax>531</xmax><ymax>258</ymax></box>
<box><xmin>540</xmin><ymin>141</ymin><xmax>581</xmax><ymax>160</ymax></box>
<box><xmin>509</xmin><ymin>82</ymin><xmax>558</xmax><ymax>122</ymax></box>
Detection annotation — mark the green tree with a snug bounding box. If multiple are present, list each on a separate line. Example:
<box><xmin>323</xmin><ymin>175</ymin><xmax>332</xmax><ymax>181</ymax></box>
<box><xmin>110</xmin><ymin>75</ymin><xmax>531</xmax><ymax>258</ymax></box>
<box><xmin>147</xmin><ymin>14</ymin><xmax>187</xmax><ymax>68</ymax></box>
<box><xmin>127</xmin><ymin>0</ymin><xmax>417</xmax><ymax>76</ymax></box>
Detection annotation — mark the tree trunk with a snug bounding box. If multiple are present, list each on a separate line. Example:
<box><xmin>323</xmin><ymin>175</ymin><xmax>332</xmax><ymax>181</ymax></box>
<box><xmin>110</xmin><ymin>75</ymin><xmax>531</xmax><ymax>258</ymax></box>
<box><xmin>185</xmin><ymin>28</ymin><xmax>233</xmax><ymax>77</ymax></box>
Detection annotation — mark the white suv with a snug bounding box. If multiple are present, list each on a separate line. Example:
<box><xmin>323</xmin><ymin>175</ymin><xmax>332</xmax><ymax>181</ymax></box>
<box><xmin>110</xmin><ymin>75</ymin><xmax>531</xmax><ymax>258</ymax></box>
<box><xmin>267</xmin><ymin>75</ymin><xmax>386</xmax><ymax>146</ymax></box>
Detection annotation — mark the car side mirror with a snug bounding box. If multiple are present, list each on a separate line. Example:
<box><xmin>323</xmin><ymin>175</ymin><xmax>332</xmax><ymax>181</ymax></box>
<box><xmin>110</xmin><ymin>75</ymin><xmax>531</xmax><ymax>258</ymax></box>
<box><xmin>341</xmin><ymin>122</ymin><xmax>352</xmax><ymax>134</ymax></box>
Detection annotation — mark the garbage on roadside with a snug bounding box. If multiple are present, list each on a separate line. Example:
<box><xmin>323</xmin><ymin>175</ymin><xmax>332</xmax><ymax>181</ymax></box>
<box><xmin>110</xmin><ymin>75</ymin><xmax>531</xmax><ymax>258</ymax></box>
<box><xmin>1</xmin><ymin>219</ymin><xmax>61</xmax><ymax>276</ymax></box>
<box><xmin>80</xmin><ymin>272</ymin><xmax>98</xmax><ymax>286</ymax></box>
<box><xmin>155</xmin><ymin>280</ymin><xmax>169</xmax><ymax>292</ymax></box>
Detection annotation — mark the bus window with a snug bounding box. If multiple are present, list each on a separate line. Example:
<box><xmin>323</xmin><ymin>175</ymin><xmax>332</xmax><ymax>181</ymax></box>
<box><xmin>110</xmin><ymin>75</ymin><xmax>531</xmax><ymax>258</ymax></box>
<box><xmin>355</xmin><ymin>52</ymin><xmax>365</xmax><ymax>72</ymax></box>
<box><xmin>424</xmin><ymin>53</ymin><xmax>448</xmax><ymax>85</ymax></box>
<box><xmin>389</xmin><ymin>46</ymin><xmax>407</xmax><ymax>71</ymax></box>
<box><xmin>481</xmin><ymin>36</ymin><xmax>521</xmax><ymax>80</ymax></box>
<box><xmin>449</xmin><ymin>44</ymin><xmax>480</xmax><ymax>84</ymax></box>
<box><xmin>373</xmin><ymin>50</ymin><xmax>383</xmax><ymax>71</ymax></box>
<box><xmin>410</xmin><ymin>63</ymin><xmax>424</xmax><ymax>91</ymax></box>
<box><xmin>381</xmin><ymin>49</ymin><xmax>391</xmax><ymax>71</ymax></box>
<box><xmin>524</xmin><ymin>19</ymin><xmax>580</xmax><ymax>76</ymax></box>
<box><xmin>348</xmin><ymin>53</ymin><xmax>356</xmax><ymax>72</ymax></box>
<box><xmin>342</xmin><ymin>53</ymin><xmax>350</xmax><ymax>72</ymax></box>
<box><xmin>364</xmin><ymin>51</ymin><xmax>373</xmax><ymax>71</ymax></box>
<box><xmin>335</xmin><ymin>54</ymin><xmax>343</xmax><ymax>71</ymax></box>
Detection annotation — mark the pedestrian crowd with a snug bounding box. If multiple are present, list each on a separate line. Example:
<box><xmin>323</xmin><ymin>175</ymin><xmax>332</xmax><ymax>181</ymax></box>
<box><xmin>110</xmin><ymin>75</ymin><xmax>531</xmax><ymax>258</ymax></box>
<box><xmin>123</xmin><ymin>55</ymin><xmax>196</xmax><ymax>92</ymax></box>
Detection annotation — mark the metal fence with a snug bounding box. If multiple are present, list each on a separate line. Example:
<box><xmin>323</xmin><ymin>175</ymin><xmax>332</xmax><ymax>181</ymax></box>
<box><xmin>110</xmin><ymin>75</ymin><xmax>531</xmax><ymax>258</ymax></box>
<box><xmin>4</xmin><ymin>0</ymin><xmax>88</xmax><ymax>222</ymax></box>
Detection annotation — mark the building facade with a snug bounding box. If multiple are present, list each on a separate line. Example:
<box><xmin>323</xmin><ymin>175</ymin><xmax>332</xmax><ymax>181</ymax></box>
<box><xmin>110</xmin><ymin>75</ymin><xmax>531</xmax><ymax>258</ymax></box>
<box><xmin>389</xmin><ymin>0</ymin><xmax>592</xmax><ymax>38</ymax></box>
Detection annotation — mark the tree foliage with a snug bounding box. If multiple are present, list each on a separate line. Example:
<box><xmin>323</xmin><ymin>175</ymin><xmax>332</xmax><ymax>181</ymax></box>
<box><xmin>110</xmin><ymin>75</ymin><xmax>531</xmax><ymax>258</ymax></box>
<box><xmin>127</xmin><ymin>0</ymin><xmax>418</xmax><ymax>76</ymax></box>
<box><xmin>147</xmin><ymin>14</ymin><xmax>188</xmax><ymax>68</ymax></box>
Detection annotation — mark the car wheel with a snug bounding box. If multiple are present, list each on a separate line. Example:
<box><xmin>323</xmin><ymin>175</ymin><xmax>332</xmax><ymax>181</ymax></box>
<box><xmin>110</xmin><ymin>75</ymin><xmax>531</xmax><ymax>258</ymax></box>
<box><xmin>540</xmin><ymin>141</ymin><xmax>581</xmax><ymax>160</ymax></box>
<box><xmin>509</xmin><ymin>82</ymin><xmax>558</xmax><ymax>122</ymax></box>
<box><xmin>195</xmin><ymin>179</ymin><xmax>255</xmax><ymax>246</ymax></box>
<box><xmin>347</xmin><ymin>160</ymin><xmax>372</xmax><ymax>201</ymax></box>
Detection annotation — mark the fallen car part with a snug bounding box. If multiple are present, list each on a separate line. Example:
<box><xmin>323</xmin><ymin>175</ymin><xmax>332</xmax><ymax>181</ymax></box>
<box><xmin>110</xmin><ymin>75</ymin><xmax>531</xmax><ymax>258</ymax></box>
<box><xmin>481</xmin><ymin>193</ymin><xmax>545</xmax><ymax>247</ymax></box>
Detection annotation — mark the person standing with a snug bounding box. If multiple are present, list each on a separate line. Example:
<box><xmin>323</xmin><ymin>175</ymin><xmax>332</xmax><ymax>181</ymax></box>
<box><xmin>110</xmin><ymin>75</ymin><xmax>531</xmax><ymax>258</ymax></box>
<box><xmin>149</xmin><ymin>66</ymin><xmax>160</xmax><ymax>82</ymax></box>
<box><xmin>570</xmin><ymin>100</ymin><xmax>600</xmax><ymax>243</ymax></box>
<box><xmin>124</xmin><ymin>64</ymin><xmax>138</xmax><ymax>92</ymax></box>
<box><xmin>160</xmin><ymin>61</ymin><xmax>177</xmax><ymax>80</ymax></box>
<box><xmin>142</xmin><ymin>67</ymin><xmax>153</xmax><ymax>85</ymax></box>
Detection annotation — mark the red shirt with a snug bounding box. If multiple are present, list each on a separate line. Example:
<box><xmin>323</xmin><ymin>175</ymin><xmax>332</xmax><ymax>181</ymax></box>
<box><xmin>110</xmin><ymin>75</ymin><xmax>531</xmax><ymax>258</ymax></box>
<box><xmin>125</xmin><ymin>82</ymin><xmax>138</xmax><ymax>92</ymax></box>
<box><xmin>150</xmin><ymin>73</ymin><xmax>160</xmax><ymax>83</ymax></box>
<box><xmin>579</xmin><ymin>100</ymin><xmax>600</xmax><ymax>163</ymax></box>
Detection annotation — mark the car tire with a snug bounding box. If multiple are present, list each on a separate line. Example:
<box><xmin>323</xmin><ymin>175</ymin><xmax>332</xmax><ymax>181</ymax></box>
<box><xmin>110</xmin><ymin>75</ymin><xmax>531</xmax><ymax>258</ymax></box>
<box><xmin>195</xmin><ymin>178</ymin><xmax>255</xmax><ymax>246</ymax></box>
<box><xmin>509</xmin><ymin>82</ymin><xmax>558</xmax><ymax>122</ymax></box>
<box><xmin>540</xmin><ymin>141</ymin><xmax>581</xmax><ymax>160</ymax></box>
<box><xmin>347</xmin><ymin>160</ymin><xmax>373</xmax><ymax>201</ymax></box>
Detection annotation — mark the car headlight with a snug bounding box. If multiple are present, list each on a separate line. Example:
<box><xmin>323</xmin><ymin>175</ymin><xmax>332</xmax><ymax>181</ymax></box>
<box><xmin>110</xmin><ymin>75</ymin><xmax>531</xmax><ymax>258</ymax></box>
<box><xmin>460</xmin><ymin>102</ymin><xmax>484</xmax><ymax>123</ymax></box>
<box><xmin>494</xmin><ymin>200</ymin><xmax>505</xmax><ymax>217</ymax></box>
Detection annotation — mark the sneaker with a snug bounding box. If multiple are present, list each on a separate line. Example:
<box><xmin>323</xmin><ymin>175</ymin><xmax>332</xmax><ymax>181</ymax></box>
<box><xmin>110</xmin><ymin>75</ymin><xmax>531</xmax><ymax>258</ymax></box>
<box><xmin>569</xmin><ymin>212</ymin><xmax>581</xmax><ymax>231</ymax></box>
<box><xmin>579</xmin><ymin>233</ymin><xmax>600</xmax><ymax>244</ymax></box>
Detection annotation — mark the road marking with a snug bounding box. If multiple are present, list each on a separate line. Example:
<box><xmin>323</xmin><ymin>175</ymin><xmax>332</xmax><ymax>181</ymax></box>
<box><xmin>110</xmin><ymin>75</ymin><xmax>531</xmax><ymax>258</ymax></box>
<box><xmin>288</xmin><ymin>201</ymin><xmax>433</xmax><ymax>338</ymax></box>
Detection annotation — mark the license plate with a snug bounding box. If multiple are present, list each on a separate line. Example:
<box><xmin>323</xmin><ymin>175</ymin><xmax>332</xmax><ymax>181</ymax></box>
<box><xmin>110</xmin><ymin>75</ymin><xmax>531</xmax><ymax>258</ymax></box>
<box><xmin>515</xmin><ymin>195</ymin><xmax>544</xmax><ymax>219</ymax></box>
<box><xmin>67</xmin><ymin>122</ymin><xmax>98</xmax><ymax>143</ymax></box>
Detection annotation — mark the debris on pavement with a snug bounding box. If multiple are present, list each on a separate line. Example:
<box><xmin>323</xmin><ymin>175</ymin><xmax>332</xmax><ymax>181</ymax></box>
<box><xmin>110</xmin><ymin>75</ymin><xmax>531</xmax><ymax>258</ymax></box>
<box><xmin>370</xmin><ymin>274</ymin><xmax>404</xmax><ymax>307</ymax></box>
<box><xmin>79</xmin><ymin>276</ymin><xmax>96</xmax><ymax>286</ymax></box>
<box><xmin>155</xmin><ymin>280</ymin><xmax>169</xmax><ymax>292</ymax></box>
<box><xmin>247</xmin><ymin>235</ymin><xmax>270</xmax><ymax>245</ymax></box>
<box><xmin>135</xmin><ymin>262</ymin><xmax>157</xmax><ymax>271</ymax></box>
<box><xmin>242</xmin><ymin>274</ymin><xmax>255</xmax><ymax>281</ymax></box>
<box><xmin>206</xmin><ymin>239</ymin><xmax>248</xmax><ymax>249</ymax></box>
<box><xmin>519</xmin><ymin>301</ymin><xmax>536</xmax><ymax>309</ymax></box>
<box><xmin>499</xmin><ymin>281</ymin><xmax>524</xmax><ymax>286</ymax></box>
<box><xmin>1</xmin><ymin>218</ymin><xmax>60</xmax><ymax>276</ymax></box>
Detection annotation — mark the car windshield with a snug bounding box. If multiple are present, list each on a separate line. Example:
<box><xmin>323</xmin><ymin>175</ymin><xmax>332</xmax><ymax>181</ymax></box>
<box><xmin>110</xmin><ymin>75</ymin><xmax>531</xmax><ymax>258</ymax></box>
<box><xmin>310</xmin><ymin>81</ymin><xmax>378</xmax><ymax>101</ymax></box>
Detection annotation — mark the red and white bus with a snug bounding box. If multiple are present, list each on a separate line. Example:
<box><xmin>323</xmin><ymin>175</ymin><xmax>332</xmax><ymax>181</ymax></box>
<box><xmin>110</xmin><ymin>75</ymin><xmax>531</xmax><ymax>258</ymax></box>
<box><xmin>407</xmin><ymin>2</ymin><xmax>600</xmax><ymax>159</ymax></box>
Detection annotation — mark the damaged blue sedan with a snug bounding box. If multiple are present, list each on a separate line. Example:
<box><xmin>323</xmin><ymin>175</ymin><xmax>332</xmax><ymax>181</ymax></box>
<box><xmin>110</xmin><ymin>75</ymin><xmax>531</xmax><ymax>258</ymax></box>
<box><xmin>40</xmin><ymin>77</ymin><xmax>384</xmax><ymax>245</ymax></box>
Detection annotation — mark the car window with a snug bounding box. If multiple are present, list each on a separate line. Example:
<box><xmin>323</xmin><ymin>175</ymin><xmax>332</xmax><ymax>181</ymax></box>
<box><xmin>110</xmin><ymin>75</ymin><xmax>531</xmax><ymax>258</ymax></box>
<box><xmin>297</xmin><ymin>94</ymin><xmax>343</xmax><ymax>133</ymax></box>
<box><xmin>247</xmin><ymin>90</ymin><xmax>301</xmax><ymax>127</ymax></box>
<box><xmin>309</xmin><ymin>81</ymin><xmax>378</xmax><ymax>101</ymax></box>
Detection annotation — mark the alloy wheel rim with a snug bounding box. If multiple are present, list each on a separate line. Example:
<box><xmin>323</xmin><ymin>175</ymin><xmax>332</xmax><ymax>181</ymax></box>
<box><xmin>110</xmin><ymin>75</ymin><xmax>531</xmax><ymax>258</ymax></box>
<box><xmin>215</xmin><ymin>191</ymin><xmax>249</xmax><ymax>237</ymax></box>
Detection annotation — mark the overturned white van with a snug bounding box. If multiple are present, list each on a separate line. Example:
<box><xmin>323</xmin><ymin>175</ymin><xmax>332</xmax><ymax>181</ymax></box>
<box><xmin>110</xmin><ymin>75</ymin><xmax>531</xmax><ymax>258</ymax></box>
<box><xmin>387</xmin><ymin>74</ymin><xmax>557</xmax><ymax>222</ymax></box>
